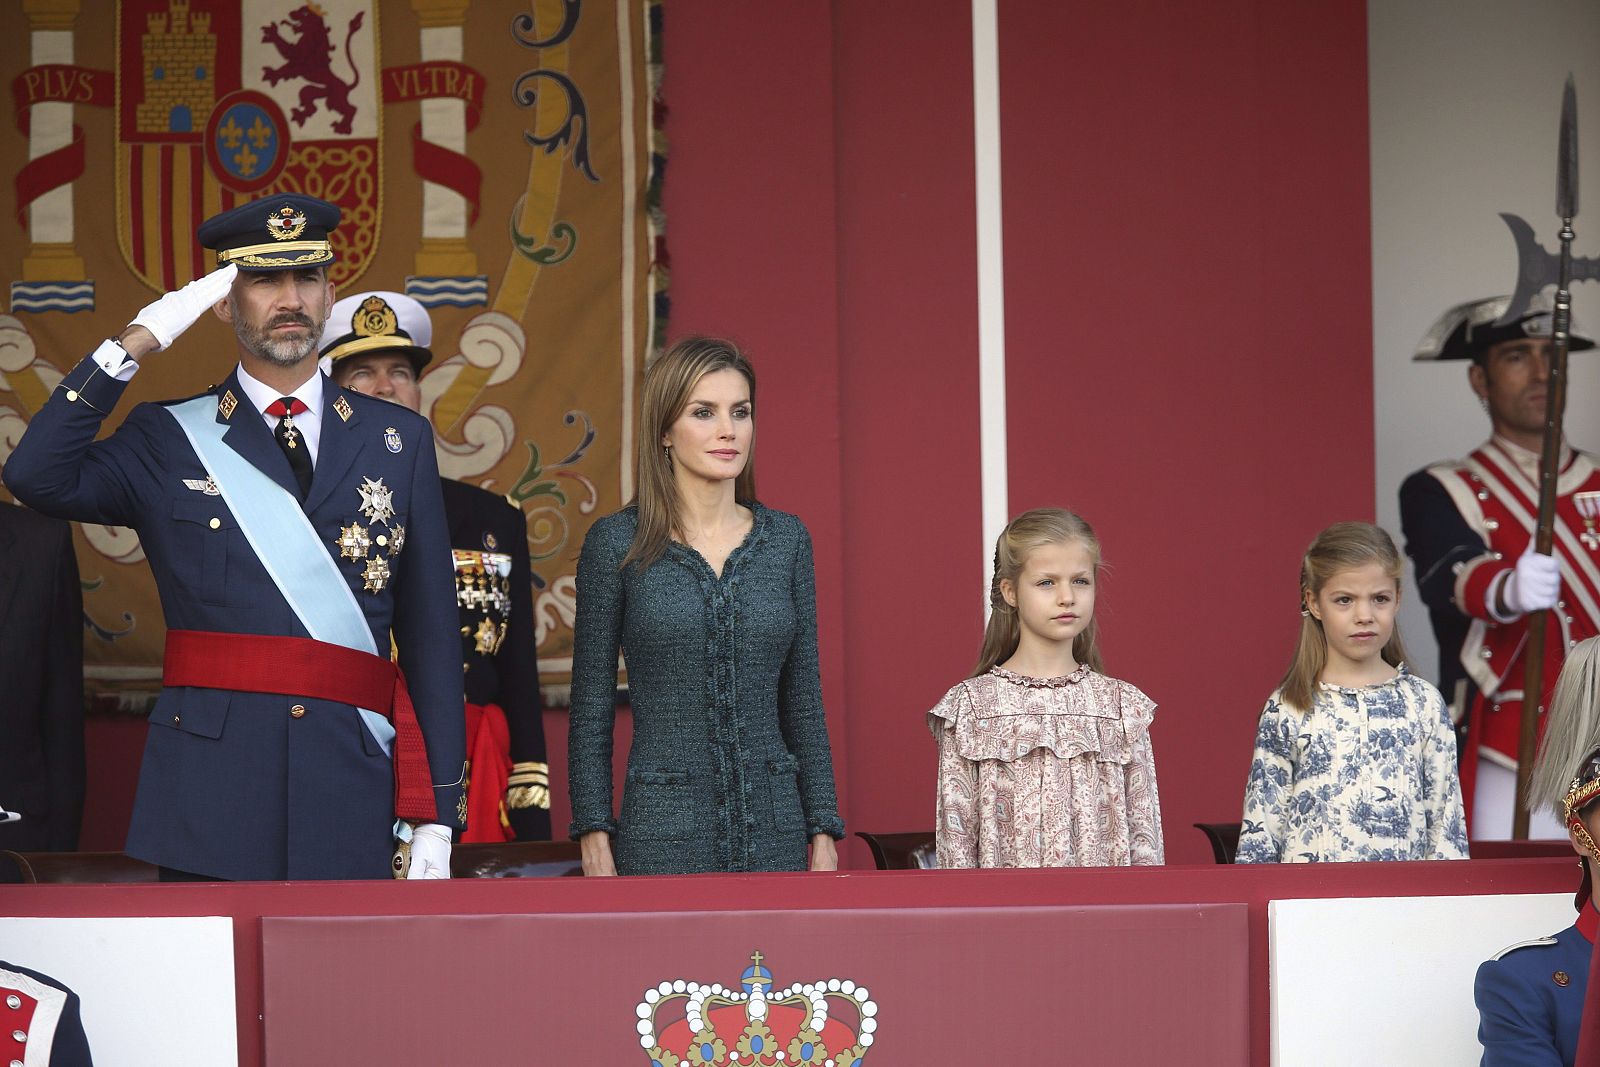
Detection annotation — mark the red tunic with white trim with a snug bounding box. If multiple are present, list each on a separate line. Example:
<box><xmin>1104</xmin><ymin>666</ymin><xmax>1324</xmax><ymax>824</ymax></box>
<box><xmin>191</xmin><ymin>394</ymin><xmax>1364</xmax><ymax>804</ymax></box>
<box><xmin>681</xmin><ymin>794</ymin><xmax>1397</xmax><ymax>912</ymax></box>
<box><xmin>1423</xmin><ymin>438</ymin><xmax>1600</xmax><ymax>773</ymax></box>
<box><xmin>0</xmin><ymin>960</ymin><xmax>93</xmax><ymax>1066</ymax></box>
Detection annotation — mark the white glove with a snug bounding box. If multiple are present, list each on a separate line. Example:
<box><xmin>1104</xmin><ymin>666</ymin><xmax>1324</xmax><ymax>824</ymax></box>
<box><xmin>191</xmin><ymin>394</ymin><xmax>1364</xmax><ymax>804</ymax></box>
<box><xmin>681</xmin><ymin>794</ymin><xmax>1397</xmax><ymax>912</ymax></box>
<box><xmin>405</xmin><ymin>822</ymin><xmax>453</xmax><ymax>880</ymax></box>
<box><xmin>127</xmin><ymin>263</ymin><xmax>238</xmax><ymax>350</ymax></box>
<box><xmin>1501</xmin><ymin>549</ymin><xmax>1562</xmax><ymax>617</ymax></box>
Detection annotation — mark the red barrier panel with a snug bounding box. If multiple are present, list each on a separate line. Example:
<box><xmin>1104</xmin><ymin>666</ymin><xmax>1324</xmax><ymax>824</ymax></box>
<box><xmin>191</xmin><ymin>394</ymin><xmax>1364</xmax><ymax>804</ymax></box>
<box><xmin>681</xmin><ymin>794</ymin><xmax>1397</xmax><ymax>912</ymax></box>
<box><xmin>0</xmin><ymin>858</ymin><xmax>1577</xmax><ymax>1066</ymax></box>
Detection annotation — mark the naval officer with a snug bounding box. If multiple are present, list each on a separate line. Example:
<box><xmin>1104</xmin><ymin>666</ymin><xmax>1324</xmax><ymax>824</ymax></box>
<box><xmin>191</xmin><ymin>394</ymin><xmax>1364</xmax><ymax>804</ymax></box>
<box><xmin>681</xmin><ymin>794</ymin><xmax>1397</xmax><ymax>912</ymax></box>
<box><xmin>3</xmin><ymin>194</ymin><xmax>466</xmax><ymax>880</ymax></box>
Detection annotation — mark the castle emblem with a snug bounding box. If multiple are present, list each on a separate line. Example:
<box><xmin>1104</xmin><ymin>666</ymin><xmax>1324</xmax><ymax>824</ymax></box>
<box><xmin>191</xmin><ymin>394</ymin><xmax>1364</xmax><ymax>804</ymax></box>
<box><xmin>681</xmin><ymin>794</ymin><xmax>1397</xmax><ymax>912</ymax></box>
<box><xmin>116</xmin><ymin>1</ymin><xmax>382</xmax><ymax>292</ymax></box>
<box><xmin>635</xmin><ymin>951</ymin><xmax>878</xmax><ymax>1066</ymax></box>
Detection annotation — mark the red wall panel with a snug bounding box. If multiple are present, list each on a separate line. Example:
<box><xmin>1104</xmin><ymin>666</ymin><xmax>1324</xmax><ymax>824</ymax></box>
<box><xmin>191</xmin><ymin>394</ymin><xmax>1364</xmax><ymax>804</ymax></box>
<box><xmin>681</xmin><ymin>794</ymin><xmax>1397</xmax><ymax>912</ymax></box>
<box><xmin>997</xmin><ymin>0</ymin><xmax>1373</xmax><ymax>861</ymax></box>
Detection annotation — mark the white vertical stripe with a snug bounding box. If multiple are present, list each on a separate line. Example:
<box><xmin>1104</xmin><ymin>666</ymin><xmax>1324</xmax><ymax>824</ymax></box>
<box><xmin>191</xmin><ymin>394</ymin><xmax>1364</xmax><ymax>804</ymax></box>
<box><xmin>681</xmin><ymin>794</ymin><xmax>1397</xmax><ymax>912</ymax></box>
<box><xmin>972</xmin><ymin>0</ymin><xmax>1008</xmax><ymax>613</ymax></box>
<box><xmin>30</xmin><ymin>30</ymin><xmax>74</xmax><ymax>244</ymax></box>
<box><xmin>419</xmin><ymin>26</ymin><xmax>468</xmax><ymax>239</ymax></box>
<box><xmin>618</xmin><ymin>0</ymin><xmax>639</xmax><ymax>504</ymax></box>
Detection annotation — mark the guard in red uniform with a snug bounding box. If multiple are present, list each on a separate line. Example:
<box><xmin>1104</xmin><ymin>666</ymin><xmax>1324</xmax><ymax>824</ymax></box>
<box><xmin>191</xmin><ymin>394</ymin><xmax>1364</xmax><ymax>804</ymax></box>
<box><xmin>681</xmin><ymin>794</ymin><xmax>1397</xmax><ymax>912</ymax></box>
<box><xmin>1400</xmin><ymin>293</ymin><xmax>1600</xmax><ymax>837</ymax></box>
<box><xmin>0</xmin><ymin>961</ymin><xmax>92</xmax><ymax>1066</ymax></box>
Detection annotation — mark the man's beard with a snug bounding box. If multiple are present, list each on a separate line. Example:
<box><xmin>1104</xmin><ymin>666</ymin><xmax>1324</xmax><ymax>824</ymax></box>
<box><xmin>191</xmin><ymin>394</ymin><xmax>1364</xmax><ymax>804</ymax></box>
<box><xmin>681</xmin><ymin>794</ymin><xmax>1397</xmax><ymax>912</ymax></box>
<box><xmin>235</xmin><ymin>311</ymin><xmax>323</xmax><ymax>367</ymax></box>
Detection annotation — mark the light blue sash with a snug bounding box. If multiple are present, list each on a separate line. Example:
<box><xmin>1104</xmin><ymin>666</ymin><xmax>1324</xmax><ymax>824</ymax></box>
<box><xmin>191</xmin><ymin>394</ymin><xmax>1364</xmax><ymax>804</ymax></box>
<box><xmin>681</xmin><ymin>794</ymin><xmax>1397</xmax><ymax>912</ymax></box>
<box><xmin>166</xmin><ymin>397</ymin><xmax>395</xmax><ymax>756</ymax></box>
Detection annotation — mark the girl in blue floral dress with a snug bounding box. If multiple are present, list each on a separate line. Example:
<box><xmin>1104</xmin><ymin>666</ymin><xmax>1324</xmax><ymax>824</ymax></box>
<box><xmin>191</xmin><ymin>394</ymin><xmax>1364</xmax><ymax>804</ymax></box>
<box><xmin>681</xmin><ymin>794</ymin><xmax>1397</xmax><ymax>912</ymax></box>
<box><xmin>1237</xmin><ymin>522</ymin><xmax>1468</xmax><ymax>863</ymax></box>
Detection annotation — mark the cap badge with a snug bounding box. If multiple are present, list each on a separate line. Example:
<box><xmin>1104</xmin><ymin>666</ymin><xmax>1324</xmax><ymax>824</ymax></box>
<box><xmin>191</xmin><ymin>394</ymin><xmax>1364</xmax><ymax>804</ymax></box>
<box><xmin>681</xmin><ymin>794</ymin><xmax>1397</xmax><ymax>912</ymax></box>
<box><xmin>1577</xmin><ymin>492</ymin><xmax>1600</xmax><ymax>551</ymax></box>
<box><xmin>267</xmin><ymin>204</ymin><xmax>309</xmax><ymax>241</ymax></box>
<box><xmin>385</xmin><ymin>426</ymin><xmax>402</xmax><ymax>453</ymax></box>
<box><xmin>357</xmin><ymin>476</ymin><xmax>396</xmax><ymax>525</ymax></box>
<box><xmin>354</xmin><ymin>295</ymin><xmax>399</xmax><ymax>338</ymax></box>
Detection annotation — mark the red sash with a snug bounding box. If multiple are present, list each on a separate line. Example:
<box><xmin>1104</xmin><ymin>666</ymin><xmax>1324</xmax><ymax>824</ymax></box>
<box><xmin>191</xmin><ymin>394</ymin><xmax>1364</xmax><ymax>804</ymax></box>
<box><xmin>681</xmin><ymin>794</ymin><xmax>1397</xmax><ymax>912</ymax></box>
<box><xmin>162</xmin><ymin>629</ymin><xmax>438</xmax><ymax>822</ymax></box>
<box><xmin>462</xmin><ymin>702</ymin><xmax>513</xmax><ymax>843</ymax></box>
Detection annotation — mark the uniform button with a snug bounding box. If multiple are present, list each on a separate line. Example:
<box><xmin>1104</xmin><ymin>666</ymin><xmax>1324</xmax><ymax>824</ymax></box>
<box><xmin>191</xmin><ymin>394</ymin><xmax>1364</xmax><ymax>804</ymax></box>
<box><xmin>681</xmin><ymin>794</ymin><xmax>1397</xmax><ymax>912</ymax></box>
<box><xmin>1558</xmin><ymin>600</ymin><xmax>1567</xmax><ymax>610</ymax></box>
<box><xmin>1491</xmin><ymin>552</ymin><xmax>1504</xmax><ymax>561</ymax></box>
<box><xmin>1485</xmin><ymin>519</ymin><xmax>1500</xmax><ymax>530</ymax></box>
<box><xmin>1478</xmin><ymin>490</ymin><xmax>1490</xmax><ymax>501</ymax></box>
<box><xmin>1492</xmin><ymin>704</ymin><xmax>1501</xmax><ymax>713</ymax></box>
<box><xmin>65</xmin><ymin>389</ymin><xmax>79</xmax><ymax>402</ymax></box>
<box><xmin>10</xmin><ymin>1030</ymin><xmax>23</xmax><ymax>1042</ymax></box>
<box><xmin>376</xmin><ymin>535</ymin><xmax>388</xmax><ymax>547</ymax></box>
<box><xmin>4</xmin><ymin>995</ymin><xmax>16</xmax><ymax>1010</ymax></box>
<box><xmin>208</xmin><ymin>518</ymin><xmax>221</xmax><ymax>530</ymax></box>
<box><xmin>1482</xmin><ymin>648</ymin><xmax>1493</xmax><ymax>658</ymax></box>
<box><xmin>173</xmin><ymin>715</ymin><xmax>181</xmax><ymax>724</ymax></box>
<box><xmin>290</xmin><ymin>704</ymin><xmax>306</xmax><ymax>718</ymax></box>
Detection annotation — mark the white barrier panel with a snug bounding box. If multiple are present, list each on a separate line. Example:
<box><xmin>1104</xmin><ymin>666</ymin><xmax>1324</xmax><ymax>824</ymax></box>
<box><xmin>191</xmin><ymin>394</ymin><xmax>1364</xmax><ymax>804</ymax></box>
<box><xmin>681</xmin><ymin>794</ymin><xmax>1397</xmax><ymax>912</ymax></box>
<box><xmin>0</xmin><ymin>915</ymin><xmax>237</xmax><ymax>1066</ymax></box>
<box><xmin>1270</xmin><ymin>892</ymin><xmax>1575</xmax><ymax>1066</ymax></box>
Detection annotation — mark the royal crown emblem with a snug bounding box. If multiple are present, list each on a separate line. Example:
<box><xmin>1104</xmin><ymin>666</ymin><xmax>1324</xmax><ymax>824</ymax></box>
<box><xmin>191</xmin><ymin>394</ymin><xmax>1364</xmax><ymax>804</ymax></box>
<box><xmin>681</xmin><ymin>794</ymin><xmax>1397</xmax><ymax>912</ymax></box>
<box><xmin>267</xmin><ymin>203</ymin><xmax>309</xmax><ymax>241</ymax></box>
<box><xmin>635</xmin><ymin>951</ymin><xmax>878</xmax><ymax>1067</ymax></box>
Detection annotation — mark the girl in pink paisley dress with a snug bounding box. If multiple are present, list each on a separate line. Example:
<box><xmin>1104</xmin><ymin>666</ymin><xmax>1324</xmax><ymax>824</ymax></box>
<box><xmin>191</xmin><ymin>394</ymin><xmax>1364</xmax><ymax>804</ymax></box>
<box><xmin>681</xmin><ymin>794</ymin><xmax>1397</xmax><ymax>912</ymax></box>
<box><xmin>928</xmin><ymin>508</ymin><xmax>1164</xmax><ymax>868</ymax></box>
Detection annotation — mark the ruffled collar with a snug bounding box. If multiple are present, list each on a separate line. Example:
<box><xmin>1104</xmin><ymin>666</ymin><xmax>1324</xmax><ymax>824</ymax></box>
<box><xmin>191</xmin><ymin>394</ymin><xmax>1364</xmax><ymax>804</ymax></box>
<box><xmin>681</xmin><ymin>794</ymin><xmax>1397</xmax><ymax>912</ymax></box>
<box><xmin>989</xmin><ymin>662</ymin><xmax>1092</xmax><ymax>689</ymax></box>
<box><xmin>1316</xmin><ymin>662</ymin><xmax>1410</xmax><ymax>695</ymax></box>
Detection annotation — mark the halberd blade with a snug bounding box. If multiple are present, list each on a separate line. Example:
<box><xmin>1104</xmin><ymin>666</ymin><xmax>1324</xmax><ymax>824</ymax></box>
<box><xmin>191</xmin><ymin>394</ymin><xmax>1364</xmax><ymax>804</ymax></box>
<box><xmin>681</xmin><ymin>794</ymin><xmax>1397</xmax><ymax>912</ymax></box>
<box><xmin>1558</xmin><ymin>75</ymin><xmax>1578</xmax><ymax>219</ymax></box>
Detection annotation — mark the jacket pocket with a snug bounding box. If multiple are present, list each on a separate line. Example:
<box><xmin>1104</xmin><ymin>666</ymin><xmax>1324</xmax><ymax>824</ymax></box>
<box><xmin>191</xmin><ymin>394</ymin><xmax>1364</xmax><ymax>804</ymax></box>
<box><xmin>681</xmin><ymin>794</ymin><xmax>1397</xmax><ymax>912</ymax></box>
<box><xmin>620</xmin><ymin>767</ymin><xmax>696</xmax><ymax>841</ymax></box>
<box><xmin>765</xmin><ymin>752</ymin><xmax>805</xmax><ymax>836</ymax></box>
<box><xmin>171</xmin><ymin>497</ymin><xmax>237</xmax><ymax>606</ymax></box>
<box><xmin>150</xmin><ymin>687</ymin><xmax>232</xmax><ymax>740</ymax></box>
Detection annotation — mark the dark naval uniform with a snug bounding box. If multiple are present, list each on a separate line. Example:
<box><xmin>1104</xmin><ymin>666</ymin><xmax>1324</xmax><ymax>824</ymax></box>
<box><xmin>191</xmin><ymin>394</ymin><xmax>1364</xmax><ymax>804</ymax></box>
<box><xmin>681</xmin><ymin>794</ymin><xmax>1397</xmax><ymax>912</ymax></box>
<box><xmin>444</xmin><ymin>478</ymin><xmax>551</xmax><ymax>841</ymax></box>
<box><xmin>2</xmin><ymin>362</ymin><xmax>467</xmax><ymax>879</ymax></box>
<box><xmin>1</xmin><ymin>960</ymin><xmax>92</xmax><ymax>1066</ymax></box>
<box><xmin>1476</xmin><ymin>894</ymin><xmax>1597</xmax><ymax>1066</ymax></box>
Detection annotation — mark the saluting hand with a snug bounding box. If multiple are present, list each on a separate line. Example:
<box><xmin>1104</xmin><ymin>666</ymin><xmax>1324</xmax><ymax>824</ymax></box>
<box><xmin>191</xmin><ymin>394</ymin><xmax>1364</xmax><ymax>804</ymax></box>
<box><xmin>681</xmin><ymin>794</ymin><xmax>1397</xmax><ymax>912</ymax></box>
<box><xmin>121</xmin><ymin>263</ymin><xmax>239</xmax><ymax>357</ymax></box>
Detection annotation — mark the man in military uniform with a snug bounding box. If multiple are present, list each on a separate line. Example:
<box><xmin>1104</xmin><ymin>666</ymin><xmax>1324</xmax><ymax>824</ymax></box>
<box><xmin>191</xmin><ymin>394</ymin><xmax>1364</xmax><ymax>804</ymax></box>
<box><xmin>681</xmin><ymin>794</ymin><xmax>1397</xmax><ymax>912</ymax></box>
<box><xmin>2</xmin><ymin>194</ymin><xmax>465</xmax><ymax>880</ymax></box>
<box><xmin>1</xmin><ymin>960</ymin><xmax>92</xmax><ymax>1066</ymax></box>
<box><xmin>1399</xmin><ymin>294</ymin><xmax>1600</xmax><ymax>838</ymax></box>
<box><xmin>1475</xmin><ymin>639</ymin><xmax>1600</xmax><ymax>1066</ymax></box>
<box><xmin>319</xmin><ymin>290</ymin><xmax>551</xmax><ymax>840</ymax></box>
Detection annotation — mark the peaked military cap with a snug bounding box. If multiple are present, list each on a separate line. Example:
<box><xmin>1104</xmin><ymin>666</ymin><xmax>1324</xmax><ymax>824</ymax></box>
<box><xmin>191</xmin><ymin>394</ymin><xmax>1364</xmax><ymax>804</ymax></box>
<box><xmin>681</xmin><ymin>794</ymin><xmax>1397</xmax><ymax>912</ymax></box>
<box><xmin>318</xmin><ymin>291</ymin><xmax>433</xmax><ymax>373</ymax></box>
<box><xmin>197</xmin><ymin>193</ymin><xmax>340</xmax><ymax>272</ymax></box>
<box><xmin>1413</xmin><ymin>291</ymin><xmax>1595</xmax><ymax>363</ymax></box>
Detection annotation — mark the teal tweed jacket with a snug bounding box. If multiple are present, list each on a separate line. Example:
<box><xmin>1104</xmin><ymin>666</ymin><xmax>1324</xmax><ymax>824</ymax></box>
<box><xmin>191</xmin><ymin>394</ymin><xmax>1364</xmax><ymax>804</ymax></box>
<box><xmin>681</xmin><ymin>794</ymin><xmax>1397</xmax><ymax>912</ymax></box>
<box><xmin>567</xmin><ymin>503</ymin><xmax>845</xmax><ymax>874</ymax></box>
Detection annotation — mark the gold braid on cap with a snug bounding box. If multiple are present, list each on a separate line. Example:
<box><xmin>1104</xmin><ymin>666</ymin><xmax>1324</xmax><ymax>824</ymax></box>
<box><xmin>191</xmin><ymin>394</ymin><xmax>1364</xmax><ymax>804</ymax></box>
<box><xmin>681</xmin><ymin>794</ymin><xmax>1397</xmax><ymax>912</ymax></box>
<box><xmin>1563</xmin><ymin>748</ymin><xmax>1600</xmax><ymax>857</ymax></box>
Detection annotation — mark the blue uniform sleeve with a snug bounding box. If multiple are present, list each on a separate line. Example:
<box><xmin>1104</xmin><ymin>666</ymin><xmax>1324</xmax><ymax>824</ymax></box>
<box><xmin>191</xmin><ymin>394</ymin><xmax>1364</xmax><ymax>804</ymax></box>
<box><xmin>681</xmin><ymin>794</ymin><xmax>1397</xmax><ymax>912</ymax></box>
<box><xmin>390</xmin><ymin>416</ymin><xmax>467</xmax><ymax>829</ymax></box>
<box><xmin>3</xmin><ymin>354</ymin><xmax>161</xmax><ymax>527</ymax></box>
<box><xmin>1398</xmin><ymin>469</ymin><xmax>1487</xmax><ymax>618</ymax></box>
<box><xmin>1476</xmin><ymin>956</ymin><xmax>1564</xmax><ymax>1066</ymax></box>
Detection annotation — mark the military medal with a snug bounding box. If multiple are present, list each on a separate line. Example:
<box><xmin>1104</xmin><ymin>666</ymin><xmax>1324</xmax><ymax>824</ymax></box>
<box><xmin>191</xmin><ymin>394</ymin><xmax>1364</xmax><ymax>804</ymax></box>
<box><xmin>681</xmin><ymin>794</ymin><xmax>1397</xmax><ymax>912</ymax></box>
<box><xmin>183</xmin><ymin>477</ymin><xmax>221</xmax><ymax>496</ymax></box>
<box><xmin>281</xmin><ymin>413</ymin><xmax>300</xmax><ymax>449</ymax></box>
<box><xmin>336</xmin><ymin>522</ymin><xmax>371</xmax><ymax>561</ymax></box>
<box><xmin>1577</xmin><ymin>491</ymin><xmax>1600</xmax><ymax>551</ymax></box>
<box><xmin>388</xmin><ymin>524</ymin><xmax>405</xmax><ymax>557</ymax></box>
<box><xmin>361</xmin><ymin>555</ymin><xmax>391</xmax><ymax>593</ymax></box>
<box><xmin>473</xmin><ymin>617</ymin><xmax>503</xmax><ymax>655</ymax></box>
<box><xmin>357</xmin><ymin>476</ymin><xmax>396</xmax><ymax>525</ymax></box>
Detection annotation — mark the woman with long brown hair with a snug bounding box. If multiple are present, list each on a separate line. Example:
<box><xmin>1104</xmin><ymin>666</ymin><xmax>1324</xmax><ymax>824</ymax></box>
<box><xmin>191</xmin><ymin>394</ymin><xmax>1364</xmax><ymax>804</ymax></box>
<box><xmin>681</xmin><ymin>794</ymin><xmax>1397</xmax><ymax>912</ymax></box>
<box><xmin>566</xmin><ymin>337</ymin><xmax>844</xmax><ymax>875</ymax></box>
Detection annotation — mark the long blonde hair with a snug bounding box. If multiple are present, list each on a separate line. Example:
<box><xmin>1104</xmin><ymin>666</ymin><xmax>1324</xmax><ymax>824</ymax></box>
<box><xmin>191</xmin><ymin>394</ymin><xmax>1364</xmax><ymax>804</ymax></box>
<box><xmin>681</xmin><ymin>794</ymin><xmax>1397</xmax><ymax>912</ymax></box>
<box><xmin>622</xmin><ymin>336</ymin><xmax>757</xmax><ymax>571</ymax></box>
<box><xmin>971</xmin><ymin>508</ymin><xmax>1105</xmax><ymax>678</ymax></box>
<box><xmin>1529</xmin><ymin>637</ymin><xmax>1600</xmax><ymax>822</ymax></box>
<box><xmin>1278</xmin><ymin>521</ymin><xmax>1410</xmax><ymax>712</ymax></box>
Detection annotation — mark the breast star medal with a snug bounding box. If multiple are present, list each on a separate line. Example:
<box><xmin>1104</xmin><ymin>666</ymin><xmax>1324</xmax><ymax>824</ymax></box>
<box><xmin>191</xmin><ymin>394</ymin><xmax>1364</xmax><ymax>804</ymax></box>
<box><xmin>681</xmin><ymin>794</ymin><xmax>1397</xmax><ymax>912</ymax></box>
<box><xmin>357</xmin><ymin>476</ymin><xmax>396</xmax><ymax>525</ymax></box>
<box><xmin>336</xmin><ymin>522</ymin><xmax>371</xmax><ymax>561</ymax></box>
<box><xmin>361</xmin><ymin>555</ymin><xmax>391</xmax><ymax>593</ymax></box>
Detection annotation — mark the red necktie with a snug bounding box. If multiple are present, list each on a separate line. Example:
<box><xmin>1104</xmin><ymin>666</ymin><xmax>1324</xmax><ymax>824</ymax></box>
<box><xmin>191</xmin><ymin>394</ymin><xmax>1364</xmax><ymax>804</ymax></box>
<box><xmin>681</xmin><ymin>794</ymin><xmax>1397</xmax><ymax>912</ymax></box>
<box><xmin>265</xmin><ymin>397</ymin><xmax>312</xmax><ymax>499</ymax></box>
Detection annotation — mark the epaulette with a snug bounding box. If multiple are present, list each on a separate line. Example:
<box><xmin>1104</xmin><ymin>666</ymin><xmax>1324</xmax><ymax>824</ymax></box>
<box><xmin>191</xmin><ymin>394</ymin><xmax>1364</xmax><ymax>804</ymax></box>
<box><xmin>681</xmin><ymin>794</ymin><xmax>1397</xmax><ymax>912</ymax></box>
<box><xmin>1490</xmin><ymin>936</ymin><xmax>1559</xmax><ymax>961</ymax></box>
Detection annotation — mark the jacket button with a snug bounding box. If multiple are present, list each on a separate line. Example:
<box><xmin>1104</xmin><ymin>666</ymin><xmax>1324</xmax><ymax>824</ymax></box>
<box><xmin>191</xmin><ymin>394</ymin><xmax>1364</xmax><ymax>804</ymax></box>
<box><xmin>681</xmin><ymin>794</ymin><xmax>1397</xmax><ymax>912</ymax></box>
<box><xmin>5</xmin><ymin>995</ymin><xmax>17</xmax><ymax>1010</ymax></box>
<box><xmin>290</xmin><ymin>704</ymin><xmax>306</xmax><ymax>718</ymax></box>
<box><xmin>11</xmin><ymin>1030</ymin><xmax>24</xmax><ymax>1042</ymax></box>
<box><xmin>173</xmin><ymin>715</ymin><xmax>181</xmax><ymax>724</ymax></box>
<box><xmin>208</xmin><ymin>517</ymin><xmax>221</xmax><ymax>530</ymax></box>
<box><xmin>65</xmin><ymin>390</ymin><xmax>78</xmax><ymax>402</ymax></box>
